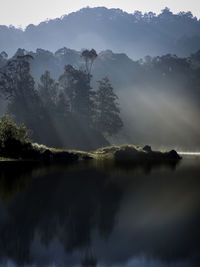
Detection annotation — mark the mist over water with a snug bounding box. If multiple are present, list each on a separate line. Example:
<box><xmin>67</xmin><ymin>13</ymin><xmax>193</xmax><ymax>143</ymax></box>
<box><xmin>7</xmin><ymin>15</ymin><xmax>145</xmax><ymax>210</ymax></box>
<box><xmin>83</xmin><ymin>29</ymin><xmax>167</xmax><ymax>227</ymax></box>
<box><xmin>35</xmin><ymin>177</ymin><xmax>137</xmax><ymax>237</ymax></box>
<box><xmin>179</xmin><ymin>152</ymin><xmax>200</xmax><ymax>155</ymax></box>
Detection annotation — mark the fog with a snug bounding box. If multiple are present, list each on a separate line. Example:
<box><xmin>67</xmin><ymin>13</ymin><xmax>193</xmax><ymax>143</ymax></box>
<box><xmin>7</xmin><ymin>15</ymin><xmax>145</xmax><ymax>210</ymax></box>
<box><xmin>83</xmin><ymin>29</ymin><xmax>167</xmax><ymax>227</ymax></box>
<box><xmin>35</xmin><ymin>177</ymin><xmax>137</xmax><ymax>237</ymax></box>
<box><xmin>1</xmin><ymin>46</ymin><xmax>200</xmax><ymax>151</ymax></box>
<box><xmin>117</xmin><ymin>87</ymin><xmax>200</xmax><ymax>151</ymax></box>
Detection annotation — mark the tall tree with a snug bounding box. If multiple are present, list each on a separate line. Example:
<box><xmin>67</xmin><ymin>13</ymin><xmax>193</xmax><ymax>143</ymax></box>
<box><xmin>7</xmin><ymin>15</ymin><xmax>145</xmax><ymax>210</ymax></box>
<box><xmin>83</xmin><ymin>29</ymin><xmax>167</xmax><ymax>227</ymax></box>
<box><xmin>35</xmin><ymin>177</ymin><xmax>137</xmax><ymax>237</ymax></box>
<box><xmin>0</xmin><ymin>55</ymin><xmax>44</xmax><ymax>141</ymax></box>
<box><xmin>95</xmin><ymin>77</ymin><xmax>123</xmax><ymax>136</ymax></box>
<box><xmin>59</xmin><ymin>65</ymin><xmax>95</xmax><ymax>126</ymax></box>
<box><xmin>58</xmin><ymin>65</ymin><xmax>76</xmax><ymax>113</ymax></box>
<box><xmin>38</xmin><ymin>70</ymin><xmax>60</xmax><ymax>112</ymax></box>
<box><xmin>0</xmin><ymin>55</ymin><xmax>34</xmax><ymax>99</ymax></box>
<box><xmin>81</xmin><ymin>49</ymin><xmax>98</xmax><ymax>77</ymax></box>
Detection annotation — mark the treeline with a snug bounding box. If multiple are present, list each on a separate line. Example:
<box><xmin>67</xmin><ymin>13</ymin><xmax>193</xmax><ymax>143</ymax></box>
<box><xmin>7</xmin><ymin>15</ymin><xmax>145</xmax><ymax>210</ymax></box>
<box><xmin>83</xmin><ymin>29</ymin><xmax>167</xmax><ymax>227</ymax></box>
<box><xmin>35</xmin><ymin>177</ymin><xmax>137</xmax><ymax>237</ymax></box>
<box><xmin>2</xmin><ymin>47</ymin><xmax>199</xmax><ymax>102</ymax></box>
<box><xmin>1</xmin><ymin>7</ymin><xmax>200</xmax><ymax>57</ymax></box>
<box><xmin>0</xmin><ymin>50</ymin><xmax>123</xmax><ymax>150</ymax></box>
<box><xmin>1</xmin><ymin>47</ymin><xmax>200</xmax><ymax>149</ymax></box>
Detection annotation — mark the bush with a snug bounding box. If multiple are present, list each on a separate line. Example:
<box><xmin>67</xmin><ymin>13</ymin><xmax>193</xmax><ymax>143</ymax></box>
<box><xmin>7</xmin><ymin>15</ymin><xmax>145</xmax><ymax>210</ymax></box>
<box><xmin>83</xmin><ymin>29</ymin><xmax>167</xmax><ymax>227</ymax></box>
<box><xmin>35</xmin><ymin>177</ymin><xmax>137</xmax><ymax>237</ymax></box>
<box><xmin>0</xmin><ymin>114</ymin><xmax>31</xmax><ymax>158</ymax></box>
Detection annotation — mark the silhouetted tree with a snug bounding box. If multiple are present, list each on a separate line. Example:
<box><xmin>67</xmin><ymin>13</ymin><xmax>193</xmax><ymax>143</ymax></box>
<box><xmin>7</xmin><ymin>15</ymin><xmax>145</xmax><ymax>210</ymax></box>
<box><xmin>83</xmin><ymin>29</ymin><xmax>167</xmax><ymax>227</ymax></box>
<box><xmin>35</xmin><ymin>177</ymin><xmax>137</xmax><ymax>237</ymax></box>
<box><xmin>133</xmin><ymin>11</ymin><xmax>143</xmax><ymax>21</ymax></box>
<box><xmin>0</xmin><ymin>54</ymin><xmax>34</xmax><ymax>99</ymax></box>
<box><xmin>59</xmin><ymin>65</ymin><xmax>95</xmax><ymax>126</ymax></box>
<box><xmin>38</xmin><ymin>70</ymin><xmax>60</xmax><ymax>112</ymax></box>
<box><xmin>0</xmin><ymin>55</ymin><xmax>49</xmax><ymax>144</ymax></box>
<box><xmin>81</xmin><ymin>49</ymin><xmax>98</xmax><ymax>77</ymax></box>
<box><xmin>56</xmin><ymin>91</ymin><xmax>70</xmax><ymax>118</ymax></box>
<box><xmin>160</xmin><ymin>7</ymin><xmax>173</xmax><ymax>19</ymax></box>
<box><xmin>6</xmin><ymin>56</ymin><xmax>41</xmax><ymax>123</ymax></box>
<box><xmin>0</xmin><ymin>51</ymin><xmax>8</xmax><ymax>68</ymax></box>
<box><xmin>72</xmin><ymin>69</ymin><xmax>95</xmax><ymax>124</ymax></box>
<box><xmin>58</xmin><ymin>65</ymin><xmax>76</xmax><ymax>113</ymax></box>
<box><xmin>95</xmin><ymin>77</ymin><xmax>123</xmax><ymax>135</ymax></box>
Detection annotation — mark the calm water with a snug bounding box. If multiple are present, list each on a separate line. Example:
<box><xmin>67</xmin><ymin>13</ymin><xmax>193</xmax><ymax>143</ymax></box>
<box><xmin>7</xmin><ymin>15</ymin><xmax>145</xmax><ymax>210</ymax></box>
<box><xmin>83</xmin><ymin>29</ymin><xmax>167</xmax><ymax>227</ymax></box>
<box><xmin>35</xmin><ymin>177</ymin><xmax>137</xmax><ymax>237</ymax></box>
<box><xmin>0</xmin><ymin>156</ymin><xmax>200</xmax><ymax>267</ymax></box>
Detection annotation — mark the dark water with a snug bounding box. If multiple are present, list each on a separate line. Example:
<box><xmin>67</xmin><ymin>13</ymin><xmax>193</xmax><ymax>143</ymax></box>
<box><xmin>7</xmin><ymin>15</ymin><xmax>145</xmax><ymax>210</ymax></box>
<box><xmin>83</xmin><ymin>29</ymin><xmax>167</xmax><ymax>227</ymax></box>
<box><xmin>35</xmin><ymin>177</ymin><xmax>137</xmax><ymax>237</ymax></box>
<box><xmin>0</xmin><ymin>156</ymin><xmax>200</xmax><ymax>267</ymax></box>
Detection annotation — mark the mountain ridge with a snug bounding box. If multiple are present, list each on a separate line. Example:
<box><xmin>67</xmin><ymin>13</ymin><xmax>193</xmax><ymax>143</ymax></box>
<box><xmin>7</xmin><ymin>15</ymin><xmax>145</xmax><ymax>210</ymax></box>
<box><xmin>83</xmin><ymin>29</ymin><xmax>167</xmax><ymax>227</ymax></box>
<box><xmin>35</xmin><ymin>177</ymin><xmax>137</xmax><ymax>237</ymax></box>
<box><xmin>1</xmin><ymin>7</ymin><xmax>200</xmax><ymax>58</ymax></box>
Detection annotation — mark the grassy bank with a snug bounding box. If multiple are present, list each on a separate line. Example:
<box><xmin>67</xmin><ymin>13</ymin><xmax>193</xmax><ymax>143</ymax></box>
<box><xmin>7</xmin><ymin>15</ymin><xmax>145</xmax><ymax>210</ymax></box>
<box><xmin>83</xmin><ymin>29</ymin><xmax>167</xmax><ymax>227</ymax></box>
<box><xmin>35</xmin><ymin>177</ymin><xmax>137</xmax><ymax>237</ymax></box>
<box><xmin>0</xmin><ymin>114</ymin><xmax>181</xmax><ymax>163</ymax></box>
<box><xmin>0</xmin><ymin>143</ymin><xmax>181</xmax><ymax>163</ymax></box>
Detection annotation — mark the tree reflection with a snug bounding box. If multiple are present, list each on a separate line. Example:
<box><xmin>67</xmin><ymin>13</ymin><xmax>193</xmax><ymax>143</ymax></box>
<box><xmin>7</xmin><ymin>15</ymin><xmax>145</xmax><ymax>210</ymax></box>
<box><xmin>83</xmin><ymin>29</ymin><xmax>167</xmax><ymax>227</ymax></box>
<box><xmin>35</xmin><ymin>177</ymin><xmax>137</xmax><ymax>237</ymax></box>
<box><xmin>81</xmin><ymin>246</ymin><xmax>97</xmax><ymax>267</ymax></box>
<box><xmin>0</xmin><ymin>160</ymin><xmax>199</xmax><ymax>267</ymax></box>
<box><xmin>0</xmin><ymin>162</ymin><xmax>122</xmax><ymax>266</ymax></box>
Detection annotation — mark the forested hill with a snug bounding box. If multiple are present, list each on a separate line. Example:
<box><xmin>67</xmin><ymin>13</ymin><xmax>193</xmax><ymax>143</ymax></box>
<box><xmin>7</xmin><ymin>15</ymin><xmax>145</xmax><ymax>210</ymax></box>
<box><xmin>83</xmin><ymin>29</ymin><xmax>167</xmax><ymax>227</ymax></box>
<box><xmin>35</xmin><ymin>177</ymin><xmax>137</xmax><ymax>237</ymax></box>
<box><xmin>1</xmin><ymin>7</ymin><xmax>200</xmax><ymax>58</ymax></box>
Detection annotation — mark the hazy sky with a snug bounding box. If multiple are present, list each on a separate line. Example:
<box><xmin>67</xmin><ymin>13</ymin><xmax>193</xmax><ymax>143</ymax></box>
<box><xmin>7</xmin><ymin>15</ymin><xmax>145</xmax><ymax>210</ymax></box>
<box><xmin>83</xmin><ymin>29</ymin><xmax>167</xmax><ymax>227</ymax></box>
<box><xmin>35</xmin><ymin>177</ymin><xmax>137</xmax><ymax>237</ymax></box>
<box><xmin>0</xmin><ymin>0</ymin><xmax>199</xmax><ymax>28</ymax></box>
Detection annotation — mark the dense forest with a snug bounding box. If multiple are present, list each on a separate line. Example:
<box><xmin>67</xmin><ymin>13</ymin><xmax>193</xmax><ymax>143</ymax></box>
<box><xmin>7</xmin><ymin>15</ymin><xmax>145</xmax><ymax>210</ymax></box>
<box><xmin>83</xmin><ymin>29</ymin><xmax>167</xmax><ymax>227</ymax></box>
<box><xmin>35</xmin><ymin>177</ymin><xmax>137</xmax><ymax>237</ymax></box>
<box><xmin>0</xmin><ymin>49</ymin><xmax>123</xmax><ymax>150</ymax></box>
<box><xmin>1</xmin><ymin>47</ymin><xmax>200</xmax><ymax>150</ymax></box>
<box><xmin>1</xmin><ymin>7</ymin><xmax>200</xmax><ymax>58</ymax></box>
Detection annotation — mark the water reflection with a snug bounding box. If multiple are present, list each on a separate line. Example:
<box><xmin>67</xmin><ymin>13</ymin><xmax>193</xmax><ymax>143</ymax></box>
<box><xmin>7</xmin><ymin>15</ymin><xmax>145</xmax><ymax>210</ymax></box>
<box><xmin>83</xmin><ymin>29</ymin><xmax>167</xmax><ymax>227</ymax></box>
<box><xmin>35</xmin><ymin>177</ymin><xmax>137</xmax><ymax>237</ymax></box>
<box><xmin>0</xmin><ymin>158</ymin><xmax>199</xmax><ymax>267</ymax></box>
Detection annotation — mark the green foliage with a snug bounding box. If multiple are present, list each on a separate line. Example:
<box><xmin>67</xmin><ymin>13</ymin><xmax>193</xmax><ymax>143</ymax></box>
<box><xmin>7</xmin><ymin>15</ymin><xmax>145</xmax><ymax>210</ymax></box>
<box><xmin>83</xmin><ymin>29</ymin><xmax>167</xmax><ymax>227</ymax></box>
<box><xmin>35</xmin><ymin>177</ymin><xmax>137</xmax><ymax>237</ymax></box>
<box><xmin>0</xmin><ymin>114</ymin><xmax>30</xmax><ymax>146</ymax></box>
<box><xmin>0</xmin><ymin>49</ymin><xmax>123</xmax><ymax>150</ymax></box>
<box><xmin>0</xmin><ymin>114</ymin><xmax>31</xmax><ymax>156</ymax></box>
<box><xmin>0</xmin><ymin>54</ymin><xmax>44</xmax><ymax>131</ymax></box>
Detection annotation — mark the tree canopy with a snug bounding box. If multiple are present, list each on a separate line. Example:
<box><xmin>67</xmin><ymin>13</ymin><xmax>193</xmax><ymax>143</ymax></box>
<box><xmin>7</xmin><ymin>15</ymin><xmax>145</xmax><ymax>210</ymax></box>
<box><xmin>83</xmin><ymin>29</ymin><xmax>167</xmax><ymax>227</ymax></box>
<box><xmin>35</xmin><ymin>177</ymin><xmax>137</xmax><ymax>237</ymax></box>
<box><xmin>0</xmin><ymin>50</ymin><xmax>123</xmax><ymax>150</ymax></box>
<box><xmin>95</xmin><ymin>77</ymin><xmax>123</xmax><ymax>135</ymax></box>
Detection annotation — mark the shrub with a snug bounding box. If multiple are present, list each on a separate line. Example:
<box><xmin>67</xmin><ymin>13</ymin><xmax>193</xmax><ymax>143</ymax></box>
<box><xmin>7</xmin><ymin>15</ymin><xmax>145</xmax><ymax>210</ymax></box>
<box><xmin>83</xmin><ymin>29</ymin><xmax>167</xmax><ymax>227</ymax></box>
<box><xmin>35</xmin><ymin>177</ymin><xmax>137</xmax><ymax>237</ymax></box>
<box><xmin>0</xmin><ymin>114</ymin><xmax>31</xmax><ymax>157</ymax></box>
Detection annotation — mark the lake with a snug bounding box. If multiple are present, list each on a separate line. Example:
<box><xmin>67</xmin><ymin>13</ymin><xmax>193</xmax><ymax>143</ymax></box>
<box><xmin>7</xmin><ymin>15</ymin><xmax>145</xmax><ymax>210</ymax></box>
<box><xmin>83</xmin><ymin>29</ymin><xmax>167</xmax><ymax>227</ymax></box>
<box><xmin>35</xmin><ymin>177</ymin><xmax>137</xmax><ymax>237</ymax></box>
<box><xmin>0</xmin><ymin>155</ymin><xmax>199</xmax><ymax>267</ymax></box>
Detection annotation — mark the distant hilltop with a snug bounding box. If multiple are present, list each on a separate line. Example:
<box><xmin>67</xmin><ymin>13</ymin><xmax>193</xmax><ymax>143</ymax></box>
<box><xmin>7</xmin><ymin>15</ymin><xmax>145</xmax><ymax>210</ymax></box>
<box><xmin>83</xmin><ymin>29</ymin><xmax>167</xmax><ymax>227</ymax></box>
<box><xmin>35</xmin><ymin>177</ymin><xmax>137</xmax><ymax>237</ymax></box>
<box><xmin>0</xmin><ymin>7</ymin><xmax>200</xmax><ymax>58</ymax></box>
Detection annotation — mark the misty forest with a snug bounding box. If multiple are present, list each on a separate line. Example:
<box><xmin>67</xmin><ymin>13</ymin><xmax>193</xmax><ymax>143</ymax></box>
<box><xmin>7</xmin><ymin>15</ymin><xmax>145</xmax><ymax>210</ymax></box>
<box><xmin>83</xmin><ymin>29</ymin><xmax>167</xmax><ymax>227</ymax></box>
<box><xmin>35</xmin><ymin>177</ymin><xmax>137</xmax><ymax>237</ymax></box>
<box><xmin>0</xmin><ymin>8</ymin><xmax>200</xmax><ymax>153</ymax></box>
<box><xmin>0</xmin><ymin>5</ymin><xmax>200</xmax><ymax>267</ymax></box>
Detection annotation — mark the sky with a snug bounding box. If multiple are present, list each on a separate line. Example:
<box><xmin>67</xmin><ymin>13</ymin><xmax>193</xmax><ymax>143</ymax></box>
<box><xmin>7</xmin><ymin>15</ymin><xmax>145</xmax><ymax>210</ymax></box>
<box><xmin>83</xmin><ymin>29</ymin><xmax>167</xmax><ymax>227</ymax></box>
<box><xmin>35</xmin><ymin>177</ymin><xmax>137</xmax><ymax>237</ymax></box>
<box><xmin>0</xmin><ymin>0</ymin><xmax>199</xmax><ymax>28</ymax></box>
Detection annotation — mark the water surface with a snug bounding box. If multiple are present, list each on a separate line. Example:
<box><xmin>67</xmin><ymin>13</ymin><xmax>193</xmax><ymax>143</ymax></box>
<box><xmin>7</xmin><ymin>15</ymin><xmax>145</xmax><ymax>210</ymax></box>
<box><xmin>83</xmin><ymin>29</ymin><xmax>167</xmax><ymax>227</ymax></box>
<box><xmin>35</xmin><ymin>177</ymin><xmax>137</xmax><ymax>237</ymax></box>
<box><xmin>0</xmin><ymin>156</ymin><xmax>199</xmax><ymax>267</ymax></box>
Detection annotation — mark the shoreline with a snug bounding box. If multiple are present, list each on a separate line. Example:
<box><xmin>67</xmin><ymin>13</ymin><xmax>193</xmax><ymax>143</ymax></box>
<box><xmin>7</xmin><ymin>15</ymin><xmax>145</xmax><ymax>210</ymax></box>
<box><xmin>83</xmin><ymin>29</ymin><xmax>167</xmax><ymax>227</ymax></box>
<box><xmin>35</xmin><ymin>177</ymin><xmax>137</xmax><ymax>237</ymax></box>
<box><xmin>0</xmin><ymin>144</ymin><xmax>182</xmax><ymax>164</ymax></box>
